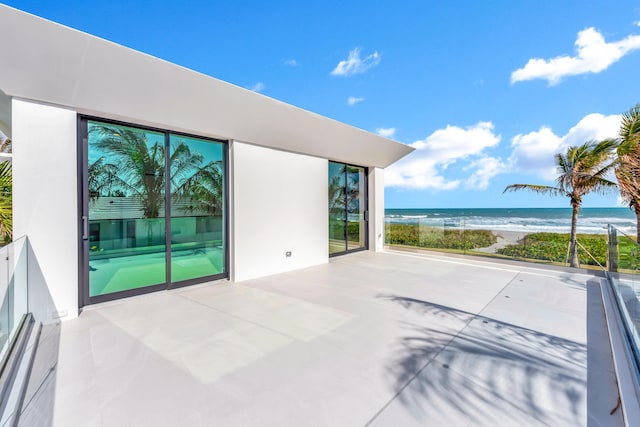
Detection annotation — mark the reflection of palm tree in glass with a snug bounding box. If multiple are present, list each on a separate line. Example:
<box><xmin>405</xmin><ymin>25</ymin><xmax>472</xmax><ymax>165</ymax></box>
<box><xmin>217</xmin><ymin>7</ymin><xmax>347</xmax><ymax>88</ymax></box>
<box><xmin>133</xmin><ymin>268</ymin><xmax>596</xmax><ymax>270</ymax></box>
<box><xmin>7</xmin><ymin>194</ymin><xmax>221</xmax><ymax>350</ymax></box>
<box><xmin>329</xmin><ymin>172</ymin><xmax>344</xmax><ymax>215</ymax></box>
<box><xmin>173</xmin><ymin>159</ymin><xmax>224</xmax><ymax>215</ymax></box>
<box><xmin>89</xmin><ymin>125</ymin><xmax>223</xmax><ymax>217</ymax></box>
<box><xmin>329</xmin><ymin>165</ymin><xmax>360</xmax><ymax>214</ymax></box>
<box><xmin>329</xmin><ymin>164</ymin><xmax>362</xmax><ymax>248</ymax></box>
<box><xmin>88</xmin><ymin>156</ymin><xmax>119</xmax><ymax>201</ymax></box>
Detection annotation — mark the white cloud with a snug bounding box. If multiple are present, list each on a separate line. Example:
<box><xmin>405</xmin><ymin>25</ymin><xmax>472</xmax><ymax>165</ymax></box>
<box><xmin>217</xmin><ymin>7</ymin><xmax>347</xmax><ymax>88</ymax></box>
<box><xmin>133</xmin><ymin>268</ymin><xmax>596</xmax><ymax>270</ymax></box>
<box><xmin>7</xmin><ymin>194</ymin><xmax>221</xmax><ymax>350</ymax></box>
<box><xmin>347</xmin><ymin>96</ymin><xmax>364</xmax><ymax>106</ymax></box>
<box><xmin>247</xmin><ymin>82</ymin><xmax>265</xmax><ymax>92</ymax></box>
<box><xmin>330</xmin><ymin>48</ymin><xmax>381</xmax><ymax>77</ymax></box>
<box><xmin>511</xmin><ymin>27</ymin><xmax>640</xmax><ymax>85</ymax></box>
<box><xmin>508</xmin><ymin>113</ymin><xmax>620</xmax><ymax>180</ymax></box>
<box><xmin>465</xmin><ymin>157</ymin><xmax>506</xmax><ymax>190</ymax></box>
<box><xmin>386</xmin><ymin>122</ymin><xmax>501</xmax><ymax>190</ymax></box>
<box><xmin>284</xmin><ymin>59</ymin><xmax>298</xmax><ymax>66</ymax></box>
<box><xmin>376</xmin><ymin>127</ymin><xmax>396</xmax><ymax>138</ymax></box>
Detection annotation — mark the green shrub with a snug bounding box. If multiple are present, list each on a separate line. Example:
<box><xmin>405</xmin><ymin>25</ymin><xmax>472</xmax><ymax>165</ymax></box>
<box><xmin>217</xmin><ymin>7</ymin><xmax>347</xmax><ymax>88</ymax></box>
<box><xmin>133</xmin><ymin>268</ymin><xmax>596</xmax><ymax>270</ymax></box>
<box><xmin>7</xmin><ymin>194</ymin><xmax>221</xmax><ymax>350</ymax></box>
<box><xmin>616</xmin><ymin>235</ymin><xmax>640</xmax><ymax>270</ymax></box>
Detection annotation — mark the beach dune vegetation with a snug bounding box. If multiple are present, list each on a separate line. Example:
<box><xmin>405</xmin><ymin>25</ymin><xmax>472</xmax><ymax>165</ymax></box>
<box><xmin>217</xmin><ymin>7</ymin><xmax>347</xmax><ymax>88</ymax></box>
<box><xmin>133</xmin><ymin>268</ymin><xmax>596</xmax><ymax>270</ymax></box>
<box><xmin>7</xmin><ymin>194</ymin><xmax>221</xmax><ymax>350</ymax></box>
<box><xmin>385</xmin><ymin>223</ymin><xmax>497</xmax><ymax>250</ymax></box>
<box><xmin>504</xmin><ymin>140</ymin><xmax>617</xmax><ymax>268</ymax></box>
<box><xmin>497</xmin><ymin>232</ymin><xmax>607</xmax><ymax>267</ymax></box>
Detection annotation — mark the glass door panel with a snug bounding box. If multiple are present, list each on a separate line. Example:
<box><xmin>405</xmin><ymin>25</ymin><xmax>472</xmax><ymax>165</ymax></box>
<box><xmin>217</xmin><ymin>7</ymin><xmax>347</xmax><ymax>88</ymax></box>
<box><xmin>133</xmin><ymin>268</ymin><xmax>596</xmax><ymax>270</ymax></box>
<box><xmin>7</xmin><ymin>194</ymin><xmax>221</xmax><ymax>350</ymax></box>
<box><xmin>169</xmin><ymin>134</ymin><xmax>225</xmax><ymax>283</ymax></box>
<box><xmin>346</xmin><ymin>166</ymin><xmax>366</xmax><ymax>251</ymax></box>
<box><xmin>87</xmin><ymin>121</ymin><xmax>166</xmax><ymax>297</ymax></box>
<box><xmin>329</xmin><ymin>162</ymin><xmax>347</xmax><ymax>254</ymax></box>
<box><xmin>329</xmin><ymin>161</ymin><xmax>367</xmax><ymax>255</ymax></box>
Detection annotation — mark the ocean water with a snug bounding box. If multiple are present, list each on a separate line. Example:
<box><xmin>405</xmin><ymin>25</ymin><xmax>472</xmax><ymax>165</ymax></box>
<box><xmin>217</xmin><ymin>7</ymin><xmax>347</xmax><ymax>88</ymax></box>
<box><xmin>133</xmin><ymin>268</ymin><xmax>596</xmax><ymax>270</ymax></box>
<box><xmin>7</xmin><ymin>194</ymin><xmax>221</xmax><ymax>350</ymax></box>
<box><xmin>385</xmin><ymin>208</ymin><xmax>637</xmax><ymax>235</ymax></box>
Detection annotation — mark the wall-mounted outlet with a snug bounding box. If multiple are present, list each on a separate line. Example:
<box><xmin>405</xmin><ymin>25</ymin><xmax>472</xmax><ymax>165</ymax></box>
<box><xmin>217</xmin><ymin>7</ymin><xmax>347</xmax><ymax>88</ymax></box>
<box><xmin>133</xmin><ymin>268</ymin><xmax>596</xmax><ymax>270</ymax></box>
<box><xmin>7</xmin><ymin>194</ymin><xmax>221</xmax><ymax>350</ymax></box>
<box><xmin>285</xmin><ymin>251</ymin><xmax>292</xmax><ymax>257</ymax></box>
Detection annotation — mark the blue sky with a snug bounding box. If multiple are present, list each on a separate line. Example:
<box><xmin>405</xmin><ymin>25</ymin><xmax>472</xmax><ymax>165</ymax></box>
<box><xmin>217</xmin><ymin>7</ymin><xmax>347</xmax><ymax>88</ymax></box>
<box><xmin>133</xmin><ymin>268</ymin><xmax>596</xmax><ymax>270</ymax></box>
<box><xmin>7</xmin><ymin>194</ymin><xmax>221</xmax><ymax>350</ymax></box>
<box><xmin>6</xmin><ymin>0</ymin><xmax>640</xmax><ymax>208</ymax></box>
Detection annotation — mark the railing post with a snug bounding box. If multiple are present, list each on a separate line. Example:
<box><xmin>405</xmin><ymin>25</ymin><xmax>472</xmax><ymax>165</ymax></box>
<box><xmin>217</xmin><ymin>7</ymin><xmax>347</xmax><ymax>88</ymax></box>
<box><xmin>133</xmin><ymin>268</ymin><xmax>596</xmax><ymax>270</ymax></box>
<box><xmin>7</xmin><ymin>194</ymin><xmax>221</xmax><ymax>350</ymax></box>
<box><xmin>607</xmin><ymin>224</ymin><xmax>618</xmax><ymax>273</ymax></box>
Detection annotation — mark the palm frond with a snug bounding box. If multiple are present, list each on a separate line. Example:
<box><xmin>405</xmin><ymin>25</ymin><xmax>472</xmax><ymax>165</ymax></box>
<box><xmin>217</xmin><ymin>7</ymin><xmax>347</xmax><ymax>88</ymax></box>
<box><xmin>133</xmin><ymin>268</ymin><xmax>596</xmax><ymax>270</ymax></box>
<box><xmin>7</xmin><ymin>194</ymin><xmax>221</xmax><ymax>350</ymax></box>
<box><xmin>503</xmin><ymin>184</ymin><xmax>564</xmax><ymax>197</ymax></box>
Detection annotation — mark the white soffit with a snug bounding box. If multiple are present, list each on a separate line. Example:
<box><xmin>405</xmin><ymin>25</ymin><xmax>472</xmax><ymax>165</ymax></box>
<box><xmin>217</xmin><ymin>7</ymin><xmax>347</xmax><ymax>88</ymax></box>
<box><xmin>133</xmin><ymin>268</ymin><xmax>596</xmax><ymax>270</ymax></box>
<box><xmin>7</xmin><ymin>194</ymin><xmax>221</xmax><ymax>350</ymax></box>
<box><xmin>0</xmin><ymin>5</ymin><xmax>413</xmax><ymax>168</ymax></box>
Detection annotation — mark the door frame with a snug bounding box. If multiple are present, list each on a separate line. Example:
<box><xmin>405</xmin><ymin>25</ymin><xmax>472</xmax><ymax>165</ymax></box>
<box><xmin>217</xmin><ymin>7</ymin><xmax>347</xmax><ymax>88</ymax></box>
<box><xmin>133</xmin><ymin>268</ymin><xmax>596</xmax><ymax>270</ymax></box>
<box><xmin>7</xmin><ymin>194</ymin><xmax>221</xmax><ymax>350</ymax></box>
<box><xmin>77</xmin><ymin>115</ymin><xmax>229</xmax><ymax>307</ymax></box>
<box><xmin>328</xmin><ymin>161</ymin><xmax>369</xmax><ymax>257</ymax></box>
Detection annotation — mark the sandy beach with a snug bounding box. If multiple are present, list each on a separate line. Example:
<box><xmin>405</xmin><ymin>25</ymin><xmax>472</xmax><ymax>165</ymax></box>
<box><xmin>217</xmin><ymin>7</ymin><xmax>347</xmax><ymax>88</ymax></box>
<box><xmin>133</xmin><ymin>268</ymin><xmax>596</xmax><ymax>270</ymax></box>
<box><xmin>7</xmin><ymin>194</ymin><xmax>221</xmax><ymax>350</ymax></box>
<box><xmin>475</xmin><ymin>230</ymin><xmax>530</xmax><ymax>253</ymax></box>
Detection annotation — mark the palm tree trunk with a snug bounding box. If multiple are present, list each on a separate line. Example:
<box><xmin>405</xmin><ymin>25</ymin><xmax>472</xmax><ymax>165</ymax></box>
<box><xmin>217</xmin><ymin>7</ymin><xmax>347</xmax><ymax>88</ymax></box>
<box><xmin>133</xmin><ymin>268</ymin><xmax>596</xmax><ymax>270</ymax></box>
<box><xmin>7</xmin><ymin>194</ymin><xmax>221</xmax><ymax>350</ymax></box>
<box><xmin>635</xmin><ymin>204</ymin><xmax>640</xmax><ymax>243</ymax></box>
<box><xmin>569</xmin><ymin>203</ymin><xmax>580</xmax><ymax>268</ymax></box>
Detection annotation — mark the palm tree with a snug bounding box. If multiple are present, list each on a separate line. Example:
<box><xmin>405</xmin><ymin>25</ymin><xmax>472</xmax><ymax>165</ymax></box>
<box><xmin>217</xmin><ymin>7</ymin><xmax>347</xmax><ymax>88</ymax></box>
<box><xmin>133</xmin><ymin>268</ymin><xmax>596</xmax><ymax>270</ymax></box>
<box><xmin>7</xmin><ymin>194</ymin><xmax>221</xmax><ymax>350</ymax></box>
<box><xmin>0</xmin><ymin>161</ymin><xmax>11</xmax><ymax>244</ymax></box>
<box><xmin>504</xmin><ymin>140</ymin><xmax>617</xmax><ymax>267</ymax></box>
<box><xmin>615</xmin><ymin>103</ymin><xmax>640</xmax><ymax>242</ymax></box>
<box><xmin>0</xmin><ymin>136</ymin><xmax>12</xmax><ymax>244</ymax></box>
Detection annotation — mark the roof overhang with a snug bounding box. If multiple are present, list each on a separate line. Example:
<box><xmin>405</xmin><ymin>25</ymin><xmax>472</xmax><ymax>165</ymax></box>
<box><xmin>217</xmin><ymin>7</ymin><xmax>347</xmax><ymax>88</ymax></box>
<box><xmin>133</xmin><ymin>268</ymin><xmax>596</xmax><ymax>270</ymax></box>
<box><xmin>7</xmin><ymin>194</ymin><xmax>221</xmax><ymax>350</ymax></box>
<box><xmin>0</xmin><ymin>5</ymin><xmax>413</xmax><ymax>168</ymax></box>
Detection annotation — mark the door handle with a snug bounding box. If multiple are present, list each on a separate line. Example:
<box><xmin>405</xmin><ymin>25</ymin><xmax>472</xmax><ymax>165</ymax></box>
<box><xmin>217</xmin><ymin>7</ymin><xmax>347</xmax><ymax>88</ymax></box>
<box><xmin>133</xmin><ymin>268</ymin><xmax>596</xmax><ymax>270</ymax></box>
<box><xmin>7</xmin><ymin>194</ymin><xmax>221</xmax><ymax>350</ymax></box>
<box><xmin>82</xmin><ymin>216</ymin><xmax>88</xmax><ymax>240</ymax></box>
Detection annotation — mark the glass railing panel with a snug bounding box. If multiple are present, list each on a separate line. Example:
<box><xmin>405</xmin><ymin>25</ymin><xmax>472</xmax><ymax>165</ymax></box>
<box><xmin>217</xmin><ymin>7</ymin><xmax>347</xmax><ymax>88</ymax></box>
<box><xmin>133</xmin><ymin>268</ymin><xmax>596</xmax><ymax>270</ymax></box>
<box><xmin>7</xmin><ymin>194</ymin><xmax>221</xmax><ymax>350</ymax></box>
<box><xmin>0</xmin><ymin>243</ymin><xmax>9</xmax><ymax>358</ymax></box>
<box><xmin>385</xmin><ymin>212</ymin><xmax>608</xmax><ymax>268</ymax></box>
<box><xmin>384</xmin><ymin>216</ymin><xmax>445</xmax><ymax>249</ymax></box>
<box><xmin>386</xmin><ymin>214</ymin><xmax>504</xmax><ymax>255</ymax></box>
<box><xmin>0</xmin><ymin>236</ymin><xmax>28</xmax><ymax>363</ymax></box>
<box><xmin>607</xmin><ymin>225</ymin><xmax>640</xmax><ymax>366</ymax></box>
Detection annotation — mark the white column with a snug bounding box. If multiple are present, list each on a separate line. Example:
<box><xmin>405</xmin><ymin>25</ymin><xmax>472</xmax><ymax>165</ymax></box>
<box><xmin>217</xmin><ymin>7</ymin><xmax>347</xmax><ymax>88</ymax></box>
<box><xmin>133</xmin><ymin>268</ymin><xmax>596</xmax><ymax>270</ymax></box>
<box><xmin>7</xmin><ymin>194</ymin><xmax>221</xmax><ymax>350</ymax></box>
<box><xmin>368</xmin><ymin>167</ymin><xmax>385</xmax><ymax>252</ymax></box>
<box><xmin>13</xmin><ymin>99</ymin><xmax>78</xmax><ymax>319</ymax></box>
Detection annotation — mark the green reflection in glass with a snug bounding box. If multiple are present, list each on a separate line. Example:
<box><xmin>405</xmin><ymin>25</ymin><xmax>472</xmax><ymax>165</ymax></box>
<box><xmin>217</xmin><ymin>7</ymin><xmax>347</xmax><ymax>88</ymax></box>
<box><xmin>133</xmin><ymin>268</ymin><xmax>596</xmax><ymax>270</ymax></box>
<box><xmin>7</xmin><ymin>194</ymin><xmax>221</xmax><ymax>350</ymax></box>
<box><xmin>346</xmin><ymin>166</ymin><xmax>366</xmax><ymax>251</ymax></box>
<box><xmin>88</xmin><ymin>121</ymin><xmax>166</xmax><ymax>297</ymax></box>
<box><xmin>329</xmin><ymin>162</ymin><xmax>347</xmax><ymax>254</ymax></box>
<box><xmin>169</xmin><ymin>135</ymin><xmax>225</xmax><ymax>282</ymax></box>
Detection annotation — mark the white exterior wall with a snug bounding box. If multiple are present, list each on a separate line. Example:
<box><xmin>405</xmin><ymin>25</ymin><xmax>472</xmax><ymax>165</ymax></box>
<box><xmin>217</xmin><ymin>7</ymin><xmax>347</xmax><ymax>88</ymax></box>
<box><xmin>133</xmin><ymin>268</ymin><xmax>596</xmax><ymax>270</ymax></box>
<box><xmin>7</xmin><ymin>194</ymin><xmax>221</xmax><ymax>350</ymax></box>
<box><xmin>231</xmin><ymin>142</ymin><xmax>328</xmax><ymax>282</ymax></box>
<box><xmin>13</xmin><ymin>99</ymin><xmax>78</xmax><ymax>319</ymax></box>
<box><xmin>368</xmin><ymin>168</ymin><xmax>385</xmax><ymax>252</ymax></box>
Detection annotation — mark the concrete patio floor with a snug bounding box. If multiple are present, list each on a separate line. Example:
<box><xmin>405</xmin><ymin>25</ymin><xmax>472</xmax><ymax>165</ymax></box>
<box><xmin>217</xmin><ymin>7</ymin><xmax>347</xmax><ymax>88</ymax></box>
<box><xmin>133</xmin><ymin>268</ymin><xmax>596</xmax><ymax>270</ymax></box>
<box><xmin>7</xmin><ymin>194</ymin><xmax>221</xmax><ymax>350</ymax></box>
<box><xmin>24</xmin><ymin>250</ymin><xmax>623</xmax><ymax>426</ymax></box>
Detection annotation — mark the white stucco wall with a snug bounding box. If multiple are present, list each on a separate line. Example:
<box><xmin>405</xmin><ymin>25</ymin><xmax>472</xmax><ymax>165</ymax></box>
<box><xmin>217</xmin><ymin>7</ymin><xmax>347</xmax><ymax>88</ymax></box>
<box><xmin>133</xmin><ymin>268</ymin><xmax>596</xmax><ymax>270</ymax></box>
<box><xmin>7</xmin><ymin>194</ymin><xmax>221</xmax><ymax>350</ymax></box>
<box><xmin>13</xmin><ymin>99</ymin><xmax>78</xmax><ymax>319</ymax></box>
<box><xmin>231</xmin><ymin>142</ymin><xmax>328</xmax><ymax>282</ymax></box>
<box><xmin>368</xmin><ymin>168</ymin><xmax>385</xmax><ymax>252</ymax></box>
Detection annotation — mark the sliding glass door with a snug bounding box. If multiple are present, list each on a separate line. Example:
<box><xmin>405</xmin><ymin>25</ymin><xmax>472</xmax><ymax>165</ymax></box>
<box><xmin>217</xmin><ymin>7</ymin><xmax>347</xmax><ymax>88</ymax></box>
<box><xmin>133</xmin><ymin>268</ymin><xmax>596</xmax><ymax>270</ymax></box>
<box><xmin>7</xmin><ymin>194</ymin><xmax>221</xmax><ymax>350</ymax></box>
<box><xmin>80</xmin><ymin>118</ymin><xmax>227</xmax><ymax>304</ymax></box>
<box><xmin>329</xmin><ymin>161</ymin><xmax>367</xmax><ymax>256</ymax></box>
<box><xmin>169</xmin><ymin>134</ymin><xmax>225</xmax><ymax>283</ymax></box>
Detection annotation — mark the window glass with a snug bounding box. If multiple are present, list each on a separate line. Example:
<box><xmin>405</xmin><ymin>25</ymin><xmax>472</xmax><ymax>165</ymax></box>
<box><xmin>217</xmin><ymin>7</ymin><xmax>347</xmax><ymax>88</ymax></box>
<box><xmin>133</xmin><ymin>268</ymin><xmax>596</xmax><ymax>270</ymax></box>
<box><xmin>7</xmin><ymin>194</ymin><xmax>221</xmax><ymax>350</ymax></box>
<box><xmin>87</xmin><ymin>121</ymin><xmax>166</xmax><ymax>296</ymax></box>
<box><xmin>169</xmin><ymin>134</ymin><xmax>225</xmax><ymax>282</ymax></box>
